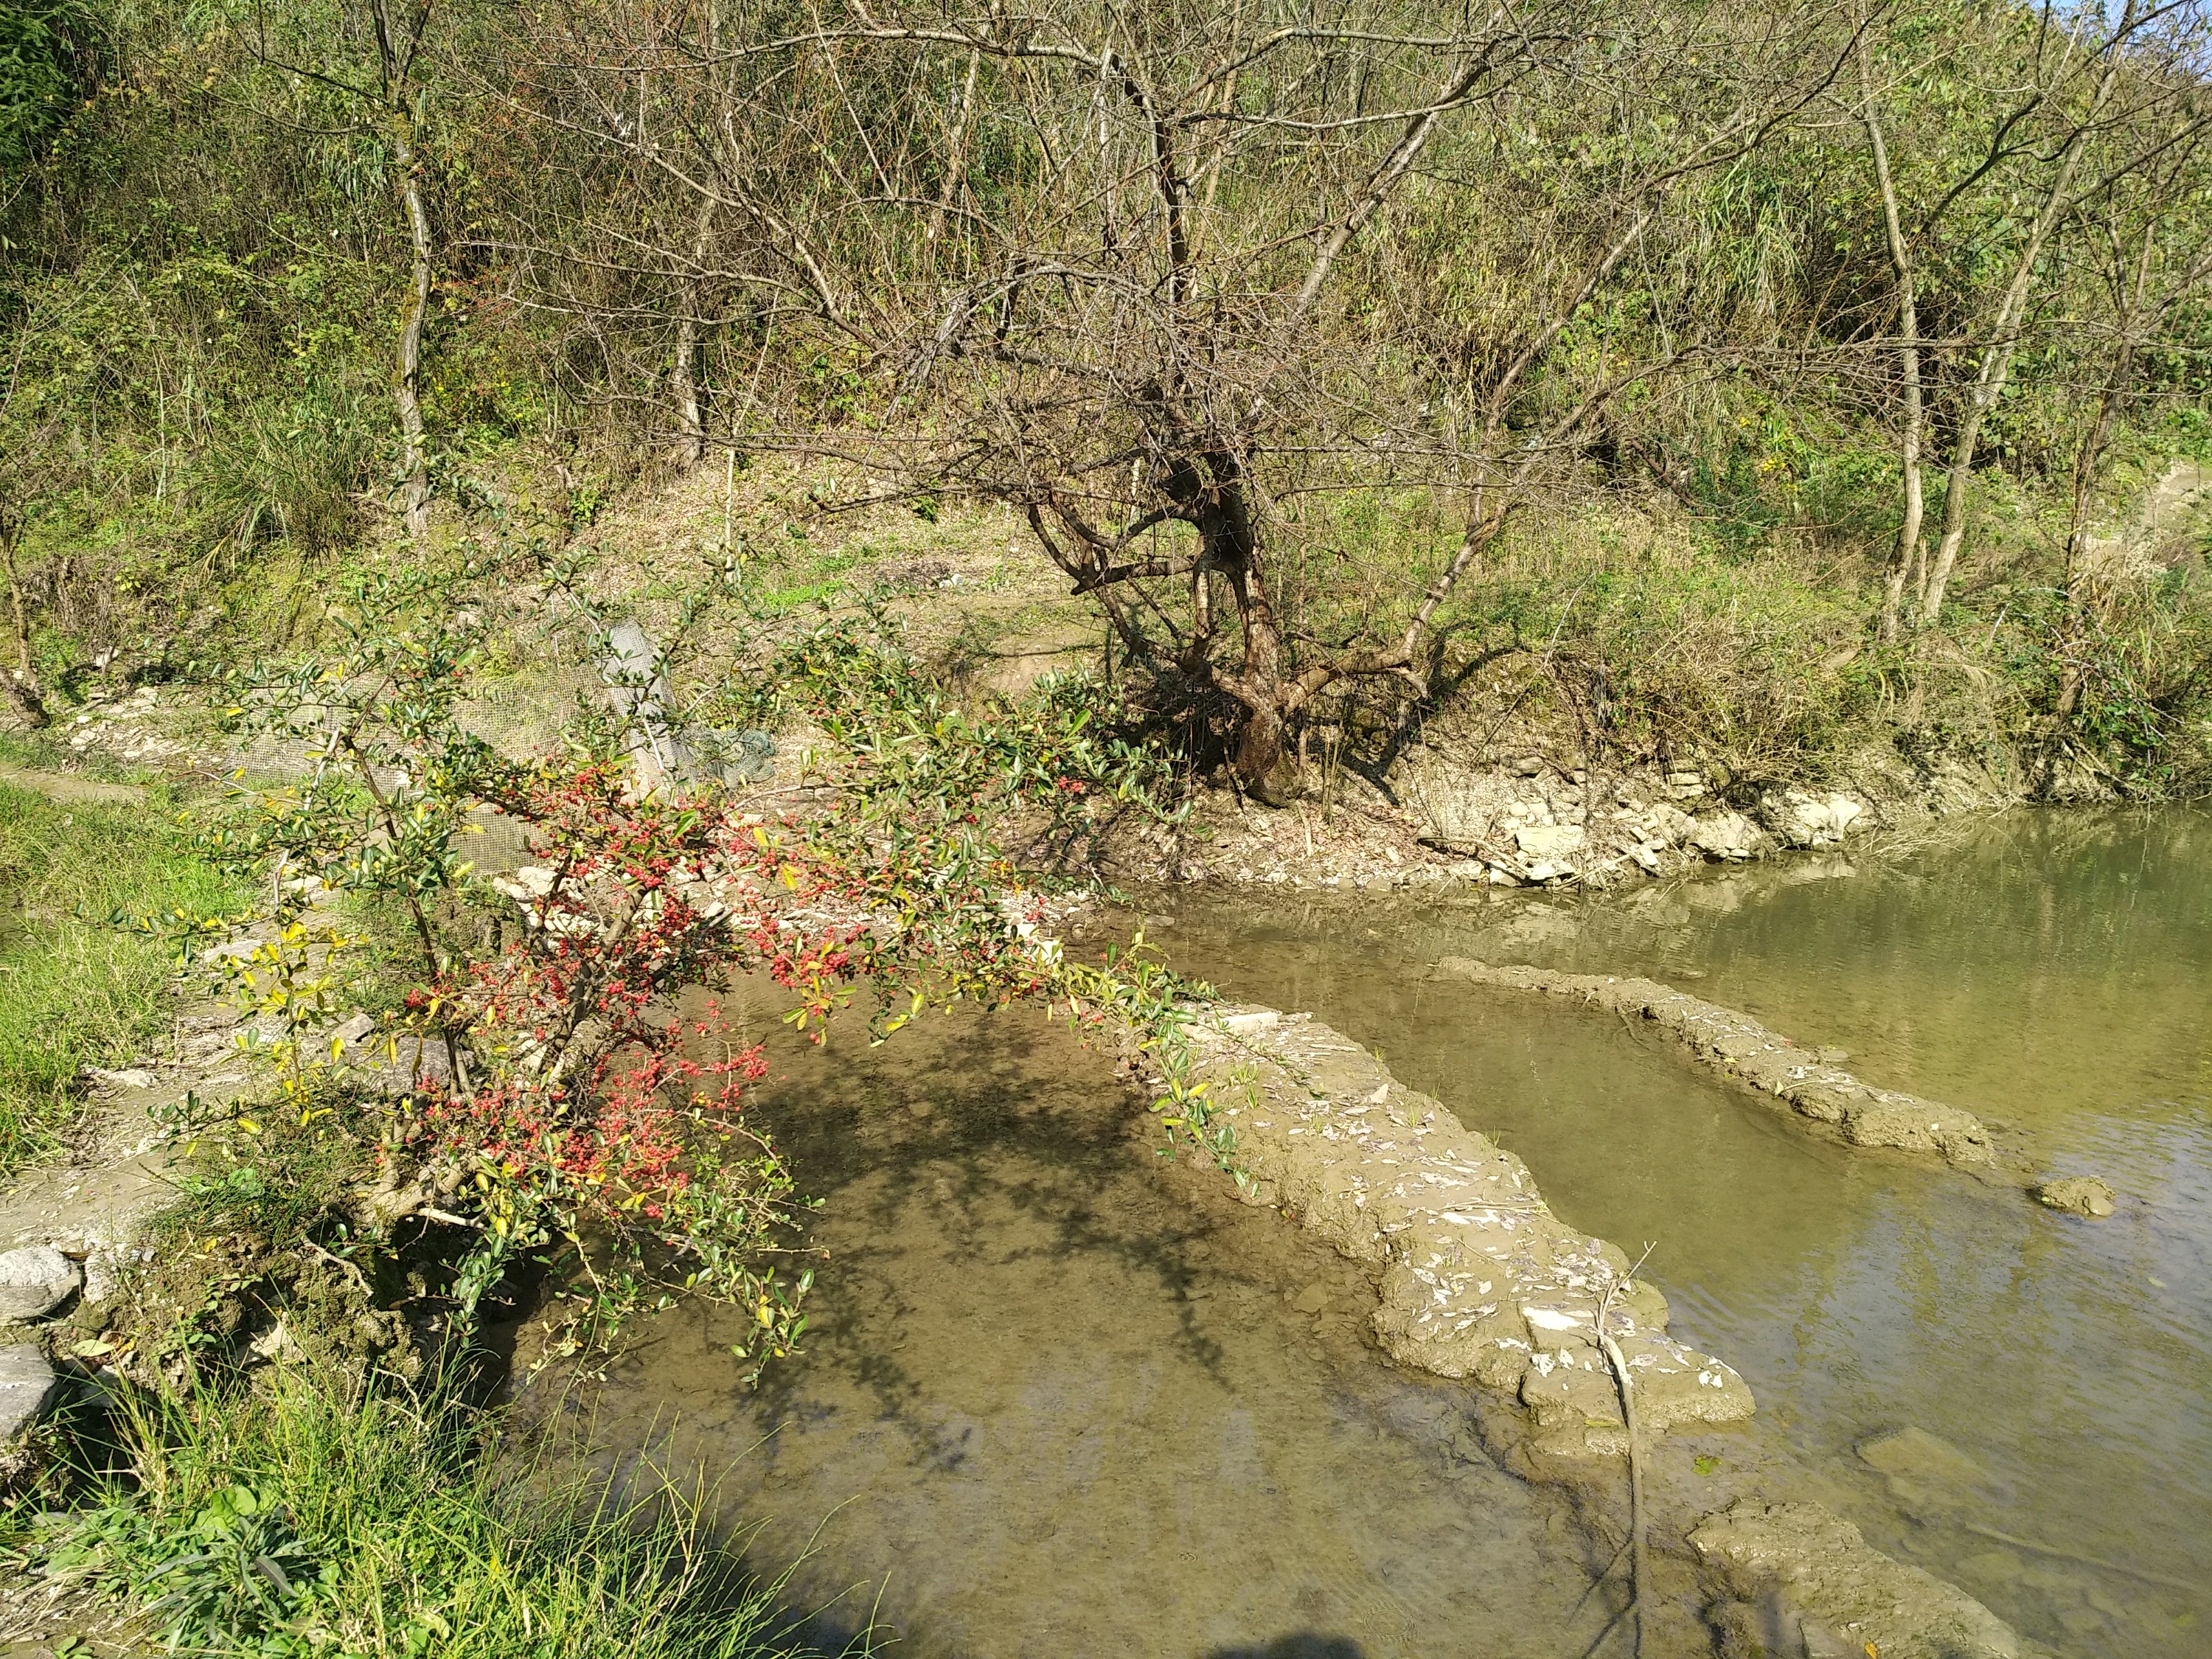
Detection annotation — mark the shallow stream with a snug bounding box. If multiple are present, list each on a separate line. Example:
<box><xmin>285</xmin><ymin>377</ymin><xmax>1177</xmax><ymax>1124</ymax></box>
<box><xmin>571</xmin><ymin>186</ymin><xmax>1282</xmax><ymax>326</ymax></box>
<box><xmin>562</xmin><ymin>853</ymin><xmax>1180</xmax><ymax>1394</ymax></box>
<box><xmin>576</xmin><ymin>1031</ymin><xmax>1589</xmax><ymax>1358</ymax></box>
<box><xmin>582</xmin><ymin>1010</ymin><xmax>1612</xmax><ymax>1658</ymax></box>
<box><xmin>574</xmin><ymin>807</ymin><xmax>2208</xmax><ymax>1658</ymax></box>
<box><xmin>1155</xmin><ymin>807</ymin><xmax>2211</xmax><ymax>1658</ymax></box>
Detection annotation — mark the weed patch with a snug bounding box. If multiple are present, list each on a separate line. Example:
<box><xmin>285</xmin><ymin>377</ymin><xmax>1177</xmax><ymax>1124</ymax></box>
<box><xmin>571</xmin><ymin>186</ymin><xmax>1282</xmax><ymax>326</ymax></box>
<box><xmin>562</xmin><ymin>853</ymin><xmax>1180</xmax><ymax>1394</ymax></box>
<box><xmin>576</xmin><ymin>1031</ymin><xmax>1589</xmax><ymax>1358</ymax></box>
<box><xmin>0</xmin><ymin>781</ymin><xmax>248</xmax><ymax>1173</ymax></box>
<box><xmin>6</xmin><ymin>1372</ymin><xmax>854</xmax><ymax>1658</ymax></box>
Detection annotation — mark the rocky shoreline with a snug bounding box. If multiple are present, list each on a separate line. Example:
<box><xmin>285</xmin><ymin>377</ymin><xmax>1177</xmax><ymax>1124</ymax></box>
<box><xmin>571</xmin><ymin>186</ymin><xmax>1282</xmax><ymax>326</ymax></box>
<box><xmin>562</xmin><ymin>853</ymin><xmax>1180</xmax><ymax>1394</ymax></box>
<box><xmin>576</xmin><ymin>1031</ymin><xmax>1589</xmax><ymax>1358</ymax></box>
<box><xmin>1077</xmin><ymin>729</ymin><xmax>2059</xmax><ymax>905</ymax></box>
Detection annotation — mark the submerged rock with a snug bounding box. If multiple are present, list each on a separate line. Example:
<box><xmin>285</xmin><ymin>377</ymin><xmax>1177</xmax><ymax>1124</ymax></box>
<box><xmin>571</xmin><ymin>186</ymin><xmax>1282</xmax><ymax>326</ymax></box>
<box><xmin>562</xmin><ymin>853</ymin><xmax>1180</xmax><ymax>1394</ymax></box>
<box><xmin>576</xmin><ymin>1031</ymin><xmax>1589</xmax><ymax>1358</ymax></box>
<box><xmin>0</xmin><ymin>1344</ymin><xmax>60</xmax><ymax>1444</ymax></box>
<box><xmin>0</xmin><ymin>1245</ymin><xmax>80</xmax><ymax>1321</ymax></box>
<box><xmin>1857</xmin><ymin>1425</ymin><xmax>1997</xmax><ymax>1518</ymax></box>
<box><xmin>1857</xmin><ymin>1424</ymin><xmax>1992</xmax><ymax>1490</ymax></box>
<box><xmin>2032</xmin><ymin>1176</ymin><xmax>2116</xmax><ymax>1218</ymax></box>
<box><xmin>1165</xmin><ymin>1006</ymin><xmax>1755</xmax><ymax>1459</ymax></box>
<box><xmin>1691</xmin><ymin>1499</ymin><xmax>2032</xmax><ymax>1659</ymax></box>
<box><xmin>1433</xmin><ymin>959</ymin><xmax>1996</xmax><ymax>1165</ymax></box>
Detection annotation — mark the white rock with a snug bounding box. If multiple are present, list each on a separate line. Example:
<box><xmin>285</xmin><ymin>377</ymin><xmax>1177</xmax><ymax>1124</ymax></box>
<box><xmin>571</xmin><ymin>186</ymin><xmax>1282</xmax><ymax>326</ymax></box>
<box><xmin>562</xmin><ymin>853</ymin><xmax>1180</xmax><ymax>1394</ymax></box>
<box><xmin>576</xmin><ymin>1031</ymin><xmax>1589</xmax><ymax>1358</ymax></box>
<box><xmin>0</xmin><ymin>1245</ymin><xmax>80</xmax><ymax>1321</ymax></box>
<box><xmin>1689</xmin><ymin>811</ymin><xmax>1768</xmax><ymax>861</ymax></box>
<box><xmin>86</xmin><ymin>1066</ymin><xmax>159</xmax><ymax>1091</ymax></box>
<box><xmin>1513</xmin><ymin>824</ymin><xmax>1587</xmax><ymax>864</ymax></box>
<box><xmin>0</xmin><ymin>1344</ymin><xmax>60</xmax><ymax>1443</ymax></box>
<box><xmin>1759</xmin><ymin>789</ymin><xmax>1869</xmax><ymax>850</ymax></box>
<box><xmin>1222</xmin><ymin>1010</ymin><xmax>1281</xmax><ymax>1037</ymax></box>
<box><xmin>80</xmin><ymin>1246</ymin><xmax>139</xmax><ymax>1307</ymax></box>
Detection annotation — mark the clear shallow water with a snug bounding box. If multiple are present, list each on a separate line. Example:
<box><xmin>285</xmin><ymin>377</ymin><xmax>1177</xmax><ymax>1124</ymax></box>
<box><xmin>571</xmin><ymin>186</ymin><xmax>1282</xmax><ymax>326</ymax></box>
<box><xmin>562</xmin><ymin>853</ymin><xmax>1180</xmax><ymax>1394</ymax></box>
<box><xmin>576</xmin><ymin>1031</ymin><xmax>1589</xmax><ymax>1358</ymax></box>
<box><xmin>574</xmin><ymin>1009</ymin><xmax>1617</xmax><ymax>1659</ymax></box>
<box><xmin>1150</xmin><ymin>809</ymin><xmax>2212</xmax><ymax>1658</ymax></box>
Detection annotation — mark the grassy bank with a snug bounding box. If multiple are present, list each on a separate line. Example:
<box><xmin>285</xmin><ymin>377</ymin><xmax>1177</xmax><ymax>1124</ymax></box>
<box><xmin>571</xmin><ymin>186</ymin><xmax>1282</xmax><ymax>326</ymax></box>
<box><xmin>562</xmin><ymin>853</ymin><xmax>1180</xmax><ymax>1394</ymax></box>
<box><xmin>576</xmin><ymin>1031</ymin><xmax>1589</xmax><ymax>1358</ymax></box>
<box><xmin>4</xmin><ymin>1371</ymin><xmax>855</xmax><ymax>1658</ymax></box>
<box><xmin>0</xmin><ymin>771</ymin><xmax>246</xmax><ymax>1174</ymax></box>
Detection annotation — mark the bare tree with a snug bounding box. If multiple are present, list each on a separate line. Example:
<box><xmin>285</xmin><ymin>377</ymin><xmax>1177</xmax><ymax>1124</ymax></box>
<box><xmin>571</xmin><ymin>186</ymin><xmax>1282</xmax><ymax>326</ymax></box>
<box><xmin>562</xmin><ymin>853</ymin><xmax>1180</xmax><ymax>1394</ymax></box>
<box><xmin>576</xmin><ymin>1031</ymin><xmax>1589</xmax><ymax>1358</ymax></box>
<box><xmin>1858</xmin><ymin>27</ymin><xmax>1923</xmax><ymax>645</ymax></box>
<box><xmin>1854</xmin><ymin>0</ymin><xmax>2210</xmax><ymax>635</ymax></box>
<box><xmin>2051</xmin><ymin>139</ymin><xmax>2212</xmax><ymax>721</ymax></box>
<box><xmin>512</xmin><ymin>0</ymin><xmax>1849</xmax><ymax>795</ymax></box>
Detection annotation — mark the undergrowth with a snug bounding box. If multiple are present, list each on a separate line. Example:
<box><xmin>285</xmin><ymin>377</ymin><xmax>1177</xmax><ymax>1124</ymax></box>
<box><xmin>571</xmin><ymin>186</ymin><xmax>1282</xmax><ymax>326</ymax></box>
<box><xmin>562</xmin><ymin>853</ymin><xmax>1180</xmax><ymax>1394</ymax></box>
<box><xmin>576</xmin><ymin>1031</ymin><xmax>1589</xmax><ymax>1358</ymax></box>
<box><xmin>4</xmin><ymin>1371</ymin><xmax>858</xmax><ymax>1658</ymax></box>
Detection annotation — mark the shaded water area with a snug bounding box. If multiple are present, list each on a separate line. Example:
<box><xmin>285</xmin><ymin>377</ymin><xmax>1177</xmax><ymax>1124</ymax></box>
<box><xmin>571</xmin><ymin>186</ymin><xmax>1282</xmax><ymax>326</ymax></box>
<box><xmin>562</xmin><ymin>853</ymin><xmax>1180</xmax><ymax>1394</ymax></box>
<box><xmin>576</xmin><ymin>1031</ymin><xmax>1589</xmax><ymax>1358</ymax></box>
<box><xmin>1149</xmin><ymin>808</ymin><xmax>2211</xmax><ymax>1658</ymax></box>
<box><xmin>574</xmin><ymin>1008</ymin><xmax>1619</xmax><ymax>1659</ymax></box>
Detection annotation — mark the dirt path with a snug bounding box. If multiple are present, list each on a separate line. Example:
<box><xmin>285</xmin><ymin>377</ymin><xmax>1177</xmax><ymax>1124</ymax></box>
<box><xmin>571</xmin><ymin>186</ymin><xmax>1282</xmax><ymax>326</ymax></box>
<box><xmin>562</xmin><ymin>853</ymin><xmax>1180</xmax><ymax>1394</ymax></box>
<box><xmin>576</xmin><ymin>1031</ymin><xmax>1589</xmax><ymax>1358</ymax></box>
<box><xmin>0</xmin><ymin>765</ymin><xmax>147</xmax><ymax>806</ymax></box>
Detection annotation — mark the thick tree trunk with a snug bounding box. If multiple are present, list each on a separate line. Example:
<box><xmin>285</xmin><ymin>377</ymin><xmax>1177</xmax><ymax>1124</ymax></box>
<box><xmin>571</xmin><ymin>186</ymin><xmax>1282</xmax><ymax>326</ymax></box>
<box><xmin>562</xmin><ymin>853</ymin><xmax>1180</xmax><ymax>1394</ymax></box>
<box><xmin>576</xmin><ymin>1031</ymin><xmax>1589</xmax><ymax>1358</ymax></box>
<box><xmin>392</xmin><ymin>114</ymin><xmax>434</xmax><ymax>539</ymax></box>
<box><xmin>1166</xmin><ymin>451</ymin><xmax>1301</xmax><ymax>802</ymax></box>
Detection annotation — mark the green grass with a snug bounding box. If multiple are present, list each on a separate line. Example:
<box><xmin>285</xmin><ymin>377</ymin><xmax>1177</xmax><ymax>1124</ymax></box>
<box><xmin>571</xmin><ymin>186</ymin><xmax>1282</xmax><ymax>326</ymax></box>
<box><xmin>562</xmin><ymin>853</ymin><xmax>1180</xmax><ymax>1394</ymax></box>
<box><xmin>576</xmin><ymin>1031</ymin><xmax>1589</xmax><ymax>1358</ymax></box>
<box><xmin>7</xmin><ymin>1373</ymin><xmax>859</xmax><ymax>1658</ymax></box>
<box><xmin>0</xmin><ymin>779</ymin><xmax>248</xmax><ymax>1175</ymax></box>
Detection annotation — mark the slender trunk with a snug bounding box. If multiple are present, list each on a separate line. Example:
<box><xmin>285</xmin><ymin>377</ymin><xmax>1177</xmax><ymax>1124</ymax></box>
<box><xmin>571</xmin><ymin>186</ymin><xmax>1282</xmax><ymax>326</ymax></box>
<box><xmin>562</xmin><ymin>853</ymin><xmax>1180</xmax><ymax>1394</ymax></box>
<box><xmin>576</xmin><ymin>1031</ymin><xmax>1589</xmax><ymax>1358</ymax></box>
<box><xmin>1190</xmin><ymin>68</ymin><xmax>1239</xmax><ymax>260</ymax></box>
<box><xmin>672</xmin><ymin>190</ymin><xmax>717</xmax><ymax>469</ymax></box>
<box><xmin>2057</xmin><ymin>224</ymin><xmax>2157</xmax><ymax>718</ymax></box>
<box><xmin>392</xmin><ymin>111</ymin><xmax>434</xmax><ymax>539</ymax></box>
<box><xmin>675</xmin><ymin>0</ymin><xmax>731</xmax><ymax>470</ymax></box>
<box><xmin>1862</xmin><ymin>42</ymin><xmax>1923</xmax><ymax>643</ymax></box>
<box><xmin>1</xmin><ymin>515</ymin><xmax>49</xmax><ymax>728</ymax></box>
<box><xmin>929</xmin><ymin>50</ymin><xmax>980</xmax><ymax>248</ymax></box>
<box><xmin>1921</xmin><ymin>54</ymin><xmax>2118</xmax><ymax>627</ymax></box>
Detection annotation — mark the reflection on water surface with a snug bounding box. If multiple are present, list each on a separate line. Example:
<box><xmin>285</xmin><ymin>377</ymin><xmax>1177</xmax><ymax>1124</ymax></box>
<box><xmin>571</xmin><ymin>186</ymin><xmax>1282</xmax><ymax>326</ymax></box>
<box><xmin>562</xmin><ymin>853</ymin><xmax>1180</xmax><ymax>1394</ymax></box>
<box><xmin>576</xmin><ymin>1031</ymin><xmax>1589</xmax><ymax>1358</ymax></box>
<box><xmin>1155</xmin><ymin>807</ymin><xmax>2211</xmax><ymax>1659</ymax></box>
<box><xmin>585</xmin><ymin>1012</ymin><xmax>1622</xmax><ymax>1658</ymax></box>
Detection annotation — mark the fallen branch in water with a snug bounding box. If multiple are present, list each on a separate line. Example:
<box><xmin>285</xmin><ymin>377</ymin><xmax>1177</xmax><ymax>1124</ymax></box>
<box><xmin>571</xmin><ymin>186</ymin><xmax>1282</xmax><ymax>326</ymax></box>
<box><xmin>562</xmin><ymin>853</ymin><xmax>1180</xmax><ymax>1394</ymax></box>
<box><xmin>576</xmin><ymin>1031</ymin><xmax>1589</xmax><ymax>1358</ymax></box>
<box><xmin>1593</xmin><ymin>1248</ymin><xmax>1656</xmax><ymax>1659</ymax></box>
<box><xmin>1958</xmin><ymin>1521</ymin><xmax>2199</xmax><ymax>1596</ymax></box>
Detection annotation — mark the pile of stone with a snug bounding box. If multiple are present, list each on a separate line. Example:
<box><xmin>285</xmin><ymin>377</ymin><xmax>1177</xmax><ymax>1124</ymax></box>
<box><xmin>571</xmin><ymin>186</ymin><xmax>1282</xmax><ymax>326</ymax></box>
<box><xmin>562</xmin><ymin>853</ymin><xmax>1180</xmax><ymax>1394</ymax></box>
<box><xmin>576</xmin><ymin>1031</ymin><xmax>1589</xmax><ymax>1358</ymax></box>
<box><xmin>1402</xmin><ymin>756</ymin><xmax>1874</xmax><ymax>888</ymax></box>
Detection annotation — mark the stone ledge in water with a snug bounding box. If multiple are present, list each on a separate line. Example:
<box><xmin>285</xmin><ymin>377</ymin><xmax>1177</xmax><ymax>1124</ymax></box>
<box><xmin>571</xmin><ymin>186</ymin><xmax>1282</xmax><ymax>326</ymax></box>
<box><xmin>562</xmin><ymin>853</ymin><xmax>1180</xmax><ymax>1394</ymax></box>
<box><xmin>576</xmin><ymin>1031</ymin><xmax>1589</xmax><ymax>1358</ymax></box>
<box><xmin>1432</xmin><ymin>959</ymin><xmax>1995</xmax><ymax>1166</ymax></box>
<box><xmin>2031</xmin><ymin>1176</ymin><xmax>2115</xmax><ymax>1219</ymax></box>
<box><xmin>1167</xmin><ymin>1005</ymin><xmax>1756</xmax><ymax>1458</ymax></box>
<box><xmin>1692</xmin><ymin>1500</ymin><xmax>2051</xmax><ymax>1659</ymax></box>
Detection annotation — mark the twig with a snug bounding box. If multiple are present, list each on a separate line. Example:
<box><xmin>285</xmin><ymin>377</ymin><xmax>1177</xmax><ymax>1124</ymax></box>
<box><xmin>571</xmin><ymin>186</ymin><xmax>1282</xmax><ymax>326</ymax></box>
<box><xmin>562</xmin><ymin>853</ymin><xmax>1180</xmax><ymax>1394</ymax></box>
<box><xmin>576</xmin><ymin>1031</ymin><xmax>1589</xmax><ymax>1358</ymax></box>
<box><xmin>1957</xmin><ymin>1522</ymin><xmax>2199</xmax><ymax>1595</ymax></box>
<box><xmin>1595</xmin><ymin>1245</ymin><xmax>1658</xmax><ymax>1659</ymax></box>
<box><xmin>302</xmin><ymin>1237</ymin><xmax>373</xmax><ymax>1299</ymax></box>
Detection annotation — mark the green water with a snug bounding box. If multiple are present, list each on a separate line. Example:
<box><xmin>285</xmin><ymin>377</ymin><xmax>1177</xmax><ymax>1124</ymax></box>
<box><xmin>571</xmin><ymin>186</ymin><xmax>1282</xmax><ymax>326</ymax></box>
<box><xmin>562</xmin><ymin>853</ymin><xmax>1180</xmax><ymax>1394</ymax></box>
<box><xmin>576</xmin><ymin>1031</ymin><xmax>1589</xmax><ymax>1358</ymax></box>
<box><xmin>1152</xmin><ymin>808</ymin><xmax>2212</xmax><ymax>1658</ymax></box>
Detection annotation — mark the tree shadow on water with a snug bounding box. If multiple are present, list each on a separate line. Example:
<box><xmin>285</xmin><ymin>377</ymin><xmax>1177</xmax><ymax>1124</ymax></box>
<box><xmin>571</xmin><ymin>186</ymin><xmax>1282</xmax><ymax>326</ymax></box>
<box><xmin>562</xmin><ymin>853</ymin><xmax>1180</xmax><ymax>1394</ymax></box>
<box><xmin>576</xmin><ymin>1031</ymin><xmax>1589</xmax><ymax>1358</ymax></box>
<box><xmin>1206</xmin><ymin>1639</ymin><xmax>1366</xmax><ymax>1659</ymax></box>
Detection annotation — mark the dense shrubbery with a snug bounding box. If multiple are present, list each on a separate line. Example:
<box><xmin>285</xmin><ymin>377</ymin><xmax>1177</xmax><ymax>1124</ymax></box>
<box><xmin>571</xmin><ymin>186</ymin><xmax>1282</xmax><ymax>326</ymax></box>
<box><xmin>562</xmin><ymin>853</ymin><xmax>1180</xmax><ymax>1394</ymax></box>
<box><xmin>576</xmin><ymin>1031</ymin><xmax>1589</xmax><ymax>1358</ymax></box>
<box><xmin>105</xmin><ymin>560</ymin><xmax>1214</xmax><ymax>1374</ymax></box>
<box><xmin>3</xmin><ymin>0</ymin><xmax>2209</xmax><ymax>795</ymax></box>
